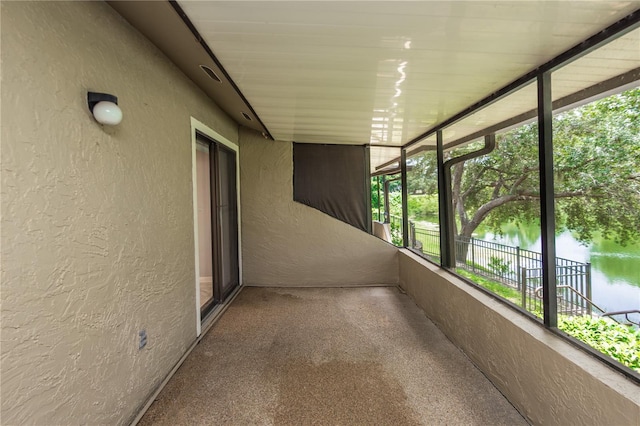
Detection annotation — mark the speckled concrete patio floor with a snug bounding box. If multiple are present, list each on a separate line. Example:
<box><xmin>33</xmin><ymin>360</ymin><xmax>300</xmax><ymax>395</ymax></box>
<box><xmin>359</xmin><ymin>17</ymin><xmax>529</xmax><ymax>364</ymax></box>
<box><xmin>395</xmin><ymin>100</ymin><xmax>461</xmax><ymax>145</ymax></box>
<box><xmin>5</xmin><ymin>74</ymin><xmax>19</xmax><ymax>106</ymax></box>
<box><xmin>138</xmin><ymin>286</ymin><xmax>527</xmax><ymax>426</ymax></box>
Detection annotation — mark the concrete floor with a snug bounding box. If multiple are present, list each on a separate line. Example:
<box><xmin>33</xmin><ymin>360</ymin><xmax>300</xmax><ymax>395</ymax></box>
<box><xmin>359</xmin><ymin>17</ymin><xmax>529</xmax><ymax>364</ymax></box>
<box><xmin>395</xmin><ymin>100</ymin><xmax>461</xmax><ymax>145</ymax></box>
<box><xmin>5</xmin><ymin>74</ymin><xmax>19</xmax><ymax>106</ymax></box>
<box><xmin>139</xmin><ymin>287</ymin><xmax>528</xmax><ymax>425</ymax></box>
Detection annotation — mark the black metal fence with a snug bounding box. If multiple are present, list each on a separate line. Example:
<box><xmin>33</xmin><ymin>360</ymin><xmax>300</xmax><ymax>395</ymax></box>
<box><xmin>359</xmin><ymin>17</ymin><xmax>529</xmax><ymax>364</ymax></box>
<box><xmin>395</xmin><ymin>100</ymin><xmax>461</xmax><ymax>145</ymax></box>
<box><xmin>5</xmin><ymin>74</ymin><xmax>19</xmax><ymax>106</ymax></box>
<box><xmin>388</xmin><ymin>215</ymin><xmax>592</xmax><ymax>316</ymax></box>
<box><xmin>410</xmin><ymin>222</ymin><xmax>440</xmax><ymax>260</ymax></box>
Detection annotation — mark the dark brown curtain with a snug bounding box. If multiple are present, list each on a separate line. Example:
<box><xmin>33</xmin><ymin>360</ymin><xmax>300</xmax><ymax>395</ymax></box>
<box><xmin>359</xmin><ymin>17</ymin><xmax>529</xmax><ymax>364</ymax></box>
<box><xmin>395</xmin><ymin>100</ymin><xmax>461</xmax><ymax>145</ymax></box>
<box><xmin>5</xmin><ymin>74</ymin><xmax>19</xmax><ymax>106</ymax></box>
<box><xmin>293</xmin><ymin>143</ymin><xmax>371</xmax><ymax>232</ymax></box>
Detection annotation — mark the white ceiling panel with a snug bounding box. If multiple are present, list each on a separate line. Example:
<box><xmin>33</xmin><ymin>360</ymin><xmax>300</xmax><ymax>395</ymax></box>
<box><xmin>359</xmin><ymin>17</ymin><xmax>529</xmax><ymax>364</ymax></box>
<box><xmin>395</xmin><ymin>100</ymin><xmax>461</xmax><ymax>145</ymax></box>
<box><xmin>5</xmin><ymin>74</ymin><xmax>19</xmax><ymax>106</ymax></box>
<box><xmin>442</xmin><ymin>82</ymin><xmax>538</xmax><ymax>144</ymax></box>
<box><xmin>553</xmin><ymin>27</ymin><xmax>640</xmax><ymax>101</ymax></box>
<box><xmin>172</xmin><ymin>1</ymin><xmax>639</xmax><ymax>146</ymax></box>
<box><xmin>110</xmin><ymin>2</ymin><xmax>638</xmax><ymax>149</ymax></box>
<box><xmin>370</xmin><ymin>146</ymin><xmax>402</xmax><ymax>174</ymax></box>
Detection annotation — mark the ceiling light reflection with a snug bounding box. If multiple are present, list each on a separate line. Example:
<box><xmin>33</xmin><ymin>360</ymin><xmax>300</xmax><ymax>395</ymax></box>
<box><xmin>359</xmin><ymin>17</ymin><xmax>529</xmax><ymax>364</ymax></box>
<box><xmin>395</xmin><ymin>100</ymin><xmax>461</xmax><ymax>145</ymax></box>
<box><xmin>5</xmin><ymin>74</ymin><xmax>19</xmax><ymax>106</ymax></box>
<box><xmin>370</xmin><ymin>59</ymin><xmax>410</xmax><ymax>145</ymax></box>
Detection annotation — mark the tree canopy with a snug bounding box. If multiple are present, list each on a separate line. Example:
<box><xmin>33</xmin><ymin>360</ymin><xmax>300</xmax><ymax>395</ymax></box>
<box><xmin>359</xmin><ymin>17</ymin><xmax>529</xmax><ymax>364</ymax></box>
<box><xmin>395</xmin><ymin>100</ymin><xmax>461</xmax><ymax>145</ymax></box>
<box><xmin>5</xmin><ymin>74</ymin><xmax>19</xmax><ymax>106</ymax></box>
<box><xmin>407</xmin><ymin>87</ymin><xmax>640</xmax><ymax>245</ymax></box>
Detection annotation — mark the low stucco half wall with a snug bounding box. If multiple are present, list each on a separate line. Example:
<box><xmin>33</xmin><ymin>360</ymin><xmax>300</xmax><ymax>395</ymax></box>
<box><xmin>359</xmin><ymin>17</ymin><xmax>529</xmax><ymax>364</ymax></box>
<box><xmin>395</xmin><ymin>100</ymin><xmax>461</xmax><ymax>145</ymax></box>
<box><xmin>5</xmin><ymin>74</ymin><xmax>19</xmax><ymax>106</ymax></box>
<box><xmin>372</xmin><ymin>221</ymin><xmax>392</xmax><ymax>243</ymax></box>
<box><xmin>239</xmin><ymin>128</ymin><xmax>398</xmax><ymax>287</ymax></box>
<box><xmin>399</xmin><ymin>250</ymin><xmax>639</xmax><ymax>425</ymax></box>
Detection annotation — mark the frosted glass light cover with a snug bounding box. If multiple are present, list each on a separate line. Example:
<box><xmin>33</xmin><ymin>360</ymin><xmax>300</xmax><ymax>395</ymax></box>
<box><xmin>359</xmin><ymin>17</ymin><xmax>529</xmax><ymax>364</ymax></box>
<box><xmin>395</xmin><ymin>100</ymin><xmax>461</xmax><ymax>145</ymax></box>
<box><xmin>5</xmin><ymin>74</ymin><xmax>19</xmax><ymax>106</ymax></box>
<box><xmin>93</xmin><ymin>101</ymin><xmax>123</xmax><ymax>125</ymax></box>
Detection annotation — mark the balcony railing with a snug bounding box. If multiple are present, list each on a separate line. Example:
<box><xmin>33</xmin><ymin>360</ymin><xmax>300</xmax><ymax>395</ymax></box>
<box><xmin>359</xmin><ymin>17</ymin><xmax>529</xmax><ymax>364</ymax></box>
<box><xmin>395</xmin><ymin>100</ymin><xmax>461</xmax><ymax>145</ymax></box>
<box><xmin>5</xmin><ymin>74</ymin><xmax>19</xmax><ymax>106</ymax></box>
<box><xmin>386</xmin><ymin>215</ymin><xmax>593</xmax><ymax>316</ymax></box>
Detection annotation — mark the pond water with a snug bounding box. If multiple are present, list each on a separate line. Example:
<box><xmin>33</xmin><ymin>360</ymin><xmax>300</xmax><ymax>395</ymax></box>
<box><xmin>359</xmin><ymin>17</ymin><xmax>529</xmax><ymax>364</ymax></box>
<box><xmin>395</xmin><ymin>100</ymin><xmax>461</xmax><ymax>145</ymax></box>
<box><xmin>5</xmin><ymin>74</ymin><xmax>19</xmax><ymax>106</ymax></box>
<box><xmin>474</xmin><ymin>223</ymin><xmax>640</xmax><ymax>318</ymax></box>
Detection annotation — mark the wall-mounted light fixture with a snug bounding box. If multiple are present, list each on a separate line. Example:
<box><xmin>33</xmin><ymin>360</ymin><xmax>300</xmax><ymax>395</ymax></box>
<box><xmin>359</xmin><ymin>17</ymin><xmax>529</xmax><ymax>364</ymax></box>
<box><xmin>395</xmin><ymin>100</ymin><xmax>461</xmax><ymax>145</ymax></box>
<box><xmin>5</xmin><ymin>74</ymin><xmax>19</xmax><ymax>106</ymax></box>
<box><xmin>88</xmin><ymin>92</ymin><xmax>123</xmax><ymax>125</ymax></box>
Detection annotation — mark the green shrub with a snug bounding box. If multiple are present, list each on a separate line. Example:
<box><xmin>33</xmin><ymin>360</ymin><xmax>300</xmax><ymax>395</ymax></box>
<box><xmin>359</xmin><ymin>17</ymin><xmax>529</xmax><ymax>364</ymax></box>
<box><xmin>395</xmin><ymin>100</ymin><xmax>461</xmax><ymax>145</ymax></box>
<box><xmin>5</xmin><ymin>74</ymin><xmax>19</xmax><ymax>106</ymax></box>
<box><xmin>457</xmin><ymin>269</ymin><xmax>640</xmax><ymax>372</ymax></box>
<box><xmin>488</xmin><ymin>256</ymin><xmax>512</xmax><ymax>275</ymax></box>
<box><xmin>390</xmin><ymin>221</ymin><xmax>403</xmax><ymax>246</ymax></box>
<box><xmin>559</xmin><ymin>316</ymin><xmax>640</xmax><ymax>372</ymax></box>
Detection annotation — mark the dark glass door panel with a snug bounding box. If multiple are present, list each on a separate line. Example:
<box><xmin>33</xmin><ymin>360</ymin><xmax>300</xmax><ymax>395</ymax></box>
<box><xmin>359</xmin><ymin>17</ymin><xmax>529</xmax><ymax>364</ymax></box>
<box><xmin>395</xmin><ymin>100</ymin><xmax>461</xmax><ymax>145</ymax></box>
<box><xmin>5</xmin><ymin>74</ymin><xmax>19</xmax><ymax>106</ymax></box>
<box><xmin>217</xmin><ymin>146</ymin><xmax>239</xmax><ymax>298</ymax></box>
<box><xmin>196</xmin><ymin>133</ymin><xmax>239</xmax><ymax>319</ymax></box>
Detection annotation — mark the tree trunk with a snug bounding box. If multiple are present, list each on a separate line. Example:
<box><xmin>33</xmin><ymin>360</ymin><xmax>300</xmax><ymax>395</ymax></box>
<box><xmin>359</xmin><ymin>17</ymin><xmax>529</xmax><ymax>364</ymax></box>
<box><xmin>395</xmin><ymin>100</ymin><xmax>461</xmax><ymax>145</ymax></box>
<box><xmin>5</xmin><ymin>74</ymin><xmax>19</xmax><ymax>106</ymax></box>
<box><xmin>455</xmin><ymin>226</ymin><xmax>476</xmax><ymax>264</ymax></box>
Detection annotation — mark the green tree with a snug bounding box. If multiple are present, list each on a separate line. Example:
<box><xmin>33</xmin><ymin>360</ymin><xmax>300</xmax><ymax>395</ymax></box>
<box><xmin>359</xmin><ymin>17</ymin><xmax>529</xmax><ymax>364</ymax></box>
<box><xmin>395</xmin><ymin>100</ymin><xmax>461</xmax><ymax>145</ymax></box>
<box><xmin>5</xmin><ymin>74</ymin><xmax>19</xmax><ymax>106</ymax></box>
<box><xmin>371</xmin><ymin>177</ymin><xmax>382</xmax><ymax>220</ymax></box>
<box><xmin>410</xmin><ymin>88</ymin><xmax>640</xmax><ymax>257</ymax></box>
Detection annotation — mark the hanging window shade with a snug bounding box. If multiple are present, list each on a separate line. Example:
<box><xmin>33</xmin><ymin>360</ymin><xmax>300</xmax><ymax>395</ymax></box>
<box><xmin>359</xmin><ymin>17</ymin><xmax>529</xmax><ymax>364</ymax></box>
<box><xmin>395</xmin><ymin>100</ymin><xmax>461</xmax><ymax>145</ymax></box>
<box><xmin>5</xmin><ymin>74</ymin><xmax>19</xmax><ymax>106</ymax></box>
<box><xmin>293</xmin><ymin>143</ymin><xmax>371</xmax><ymax>232</ymax></box>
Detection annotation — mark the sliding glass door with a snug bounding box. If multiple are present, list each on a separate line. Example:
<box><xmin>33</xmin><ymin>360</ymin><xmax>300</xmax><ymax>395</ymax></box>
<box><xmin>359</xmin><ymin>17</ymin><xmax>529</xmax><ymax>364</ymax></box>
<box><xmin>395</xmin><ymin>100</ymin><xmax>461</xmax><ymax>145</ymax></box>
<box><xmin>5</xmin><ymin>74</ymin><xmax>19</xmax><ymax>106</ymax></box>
<box><xmin>195</xmin><ymin>133</ymin><xmax>239</xmax><ymax>319</ymax></box>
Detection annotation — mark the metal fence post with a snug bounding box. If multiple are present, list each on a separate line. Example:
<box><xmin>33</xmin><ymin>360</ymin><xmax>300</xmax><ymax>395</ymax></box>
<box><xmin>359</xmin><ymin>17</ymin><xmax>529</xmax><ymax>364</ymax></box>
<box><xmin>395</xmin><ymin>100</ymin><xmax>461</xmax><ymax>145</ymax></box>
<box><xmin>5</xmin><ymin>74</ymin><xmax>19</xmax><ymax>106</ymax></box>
<box><xmin>521</xmin><ymin>267</ymin><xmax>527</xmax><ymax>310</ymax></box>
<box><xmin>586</xmin><ymin>263</ymin><xmax>592</xmax><ymax>316</ymax></box>
<box><xmin>471</xmin><ymin>237</ymin><xmax>475</xmax><ymax>272</ymax></box>
<box><xmin>410</xmin><ymin>221</ymin><xmax>416</xmax><ymax>249</ymax></box>
<box><xmin>516</xmin><ymin>246</ymin><xmax>521</xmax><ymax>290</ymax></box>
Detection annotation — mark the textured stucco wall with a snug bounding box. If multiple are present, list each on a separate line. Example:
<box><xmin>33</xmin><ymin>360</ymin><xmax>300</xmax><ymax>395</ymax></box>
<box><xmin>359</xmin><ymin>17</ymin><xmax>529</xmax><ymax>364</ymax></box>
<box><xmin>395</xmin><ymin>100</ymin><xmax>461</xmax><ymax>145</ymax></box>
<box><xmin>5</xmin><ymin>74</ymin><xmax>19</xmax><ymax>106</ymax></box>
<box><xmin>239</xmin><ymin>128</ymin><xmax>399</xmax><ymax>287</ymax></box>
<box><xmin>1</xmin><ymin>2</ymin><xmax>237</xmax><ymax>425</ymax></box>
<box><xmin>398</xmin><ymin>251</ymin><xmax>640</xmax><ymax>425</ymax></box>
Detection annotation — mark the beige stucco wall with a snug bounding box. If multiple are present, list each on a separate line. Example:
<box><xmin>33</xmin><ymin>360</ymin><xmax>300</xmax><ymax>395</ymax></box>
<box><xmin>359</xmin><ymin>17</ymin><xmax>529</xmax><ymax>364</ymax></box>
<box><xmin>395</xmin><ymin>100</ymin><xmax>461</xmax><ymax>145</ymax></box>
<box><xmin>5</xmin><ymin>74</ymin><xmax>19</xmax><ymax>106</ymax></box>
<box><xmin>1</xmin><ymin>2</ymin><xmax>237</xmax><ymax>425</ymax></box>
<box><xmin>399</xmin><ymin>250</ymin><xmax>640</xmax><ymax>425</ymax></box>
<box><xmin>239</xmin><ymin>128</ymin><xmax>399</xmax><ymax>287</ymax></box>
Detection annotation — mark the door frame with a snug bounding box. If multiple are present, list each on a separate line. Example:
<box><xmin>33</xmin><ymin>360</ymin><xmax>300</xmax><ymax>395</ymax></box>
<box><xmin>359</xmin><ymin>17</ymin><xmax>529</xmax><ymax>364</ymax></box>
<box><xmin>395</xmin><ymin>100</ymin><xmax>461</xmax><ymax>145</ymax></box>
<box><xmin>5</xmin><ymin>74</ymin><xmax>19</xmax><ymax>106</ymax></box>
<box><xmin>190</xmin><ymin>117</ymin><xmax>242</xmax><ymax>336</ymax></box>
